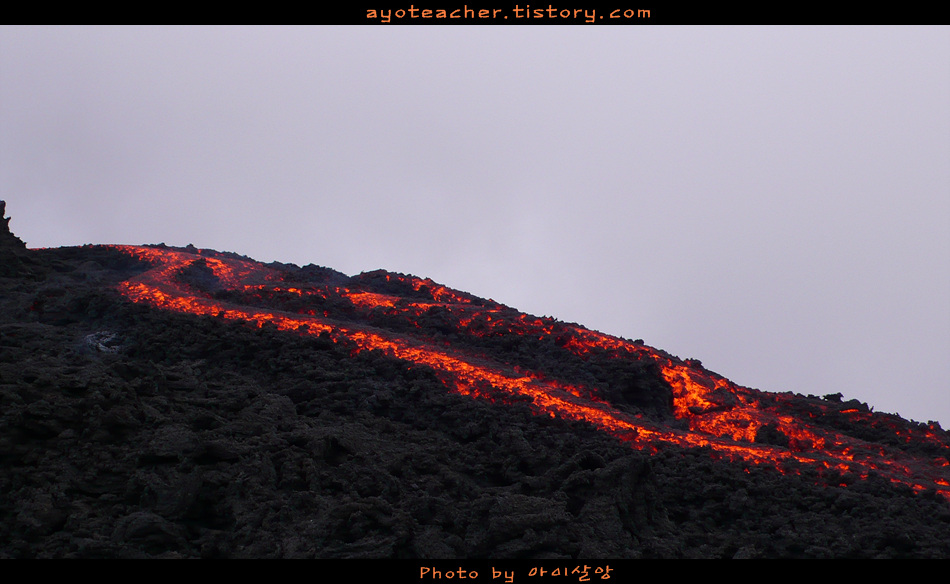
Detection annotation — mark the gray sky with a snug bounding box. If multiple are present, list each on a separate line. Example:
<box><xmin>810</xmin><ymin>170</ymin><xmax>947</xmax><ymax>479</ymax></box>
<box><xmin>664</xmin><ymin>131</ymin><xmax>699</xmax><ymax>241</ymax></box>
<box><xmin>2</xmin><ymin>25</ymin><xmax>948</xmax><ymax>426</ymax></box>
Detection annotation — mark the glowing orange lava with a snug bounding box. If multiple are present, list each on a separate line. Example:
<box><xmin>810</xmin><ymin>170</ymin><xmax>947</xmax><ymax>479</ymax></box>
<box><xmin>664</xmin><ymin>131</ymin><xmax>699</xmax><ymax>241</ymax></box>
<box><xmin>107</xmin><ymin>244</ymin><xmax>950</xmax><ymax>500</ymax></box>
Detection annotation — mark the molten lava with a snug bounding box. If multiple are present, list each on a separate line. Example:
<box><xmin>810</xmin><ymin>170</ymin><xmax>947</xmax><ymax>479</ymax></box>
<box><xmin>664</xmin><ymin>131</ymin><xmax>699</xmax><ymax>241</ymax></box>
<box><xmin>109</xmin><ymin>244</ymin><xmax>950</xmax><ymax>500</ymax></box>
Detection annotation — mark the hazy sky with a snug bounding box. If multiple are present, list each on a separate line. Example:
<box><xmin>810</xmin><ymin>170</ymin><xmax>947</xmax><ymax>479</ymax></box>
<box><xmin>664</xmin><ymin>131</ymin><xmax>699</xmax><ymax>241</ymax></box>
<box><xmin>2</xmin><ymin>25</ymin><xmax>948</xmax><ymax>426</ymax></box>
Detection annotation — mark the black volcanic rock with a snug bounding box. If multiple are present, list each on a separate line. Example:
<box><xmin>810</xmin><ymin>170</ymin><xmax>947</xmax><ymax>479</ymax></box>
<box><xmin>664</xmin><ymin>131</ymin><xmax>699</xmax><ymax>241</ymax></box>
<box><xmin>0</xmin><ymin>201</ymin><xmax>34</xmax><ymax>278</ymax></box>
<box><xmin>753</xmin><ymin>423</ymin><xmax>791</xmax><ymax>447</ymax></box>
<box><xmin>281</xmin><ymin>263</ymin><xmax>350</xmax><ymax>286</ymax></box>
<box><xmin>1</xmin><ymin>210</ymin><xmax>950</xmax><ymax>560</ymax></box>
<box><xmin>175</xmin><ymin>259</ymin><xmax>224</xmax><ymax>294</ymax></box>
<box><xmin>0</xmin><ymin>201</ymin><xmax>26</xmax><ymax>250</ymax></box>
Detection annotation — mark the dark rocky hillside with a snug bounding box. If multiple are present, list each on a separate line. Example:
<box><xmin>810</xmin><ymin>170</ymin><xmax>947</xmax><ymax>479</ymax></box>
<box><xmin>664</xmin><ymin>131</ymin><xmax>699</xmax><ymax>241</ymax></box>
<box><xmin>2</xmin><ymin>201</ymin><xmax>949</xmax><ymax>559</ymax></box>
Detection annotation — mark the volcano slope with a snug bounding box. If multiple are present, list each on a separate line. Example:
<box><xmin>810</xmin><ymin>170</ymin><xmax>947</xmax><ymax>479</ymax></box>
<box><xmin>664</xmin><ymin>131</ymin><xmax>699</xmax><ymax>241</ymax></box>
<box><xmin>2</xmin><ymin>204</ymin><xmax>950</xmax><ymax>559</ymax></box>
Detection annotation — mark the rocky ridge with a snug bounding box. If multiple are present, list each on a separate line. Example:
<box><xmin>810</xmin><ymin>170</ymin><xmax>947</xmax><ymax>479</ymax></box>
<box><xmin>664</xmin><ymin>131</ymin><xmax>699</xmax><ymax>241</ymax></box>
<box><xmin>1</xmin><ymin>201</ymin><xmax>949</xmax><ymax>559</ymax></box>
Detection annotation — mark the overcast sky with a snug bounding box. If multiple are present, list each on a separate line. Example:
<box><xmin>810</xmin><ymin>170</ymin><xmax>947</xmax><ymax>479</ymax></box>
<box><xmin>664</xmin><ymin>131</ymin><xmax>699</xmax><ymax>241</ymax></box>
<box><xmin>2</xmin><ymin>25</ymin><xmax>948</xmax><ymax>426</ymax></box>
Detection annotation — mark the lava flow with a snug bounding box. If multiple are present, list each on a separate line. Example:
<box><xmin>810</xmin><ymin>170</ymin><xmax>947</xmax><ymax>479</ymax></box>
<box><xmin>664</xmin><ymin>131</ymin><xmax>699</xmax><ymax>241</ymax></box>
<box><xmin>108</xmin><ymin>244</ymin><xmax>950</xmax><ymax>500</ymax></box>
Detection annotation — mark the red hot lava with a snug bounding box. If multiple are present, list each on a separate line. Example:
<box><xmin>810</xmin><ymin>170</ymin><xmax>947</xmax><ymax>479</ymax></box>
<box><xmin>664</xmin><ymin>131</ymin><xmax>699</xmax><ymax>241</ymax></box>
<box><xmin>108</xmin><ymin>244</ymin><xmax>950</xmax><ymax>500</ymax></box>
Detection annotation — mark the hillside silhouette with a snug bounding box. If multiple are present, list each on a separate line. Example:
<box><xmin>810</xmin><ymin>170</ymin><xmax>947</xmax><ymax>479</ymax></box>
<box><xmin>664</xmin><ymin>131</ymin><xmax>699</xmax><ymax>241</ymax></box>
<box><xmin>2</xmin><ymin>201</ymin><xmax>949</xmax><ymax>559</ymax></box>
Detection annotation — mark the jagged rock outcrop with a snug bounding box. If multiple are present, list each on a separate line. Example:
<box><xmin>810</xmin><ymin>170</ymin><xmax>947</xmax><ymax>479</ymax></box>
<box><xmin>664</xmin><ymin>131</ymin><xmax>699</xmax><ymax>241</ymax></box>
<box><xmin>0</xmin><ymin>201</ymin><xmax>33</xmax><ymax>278</ymax></box>
<box><xmin>0</xmin><ymin>201</ymin><xmax>26</xmax><ymax>250</ymax></box>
